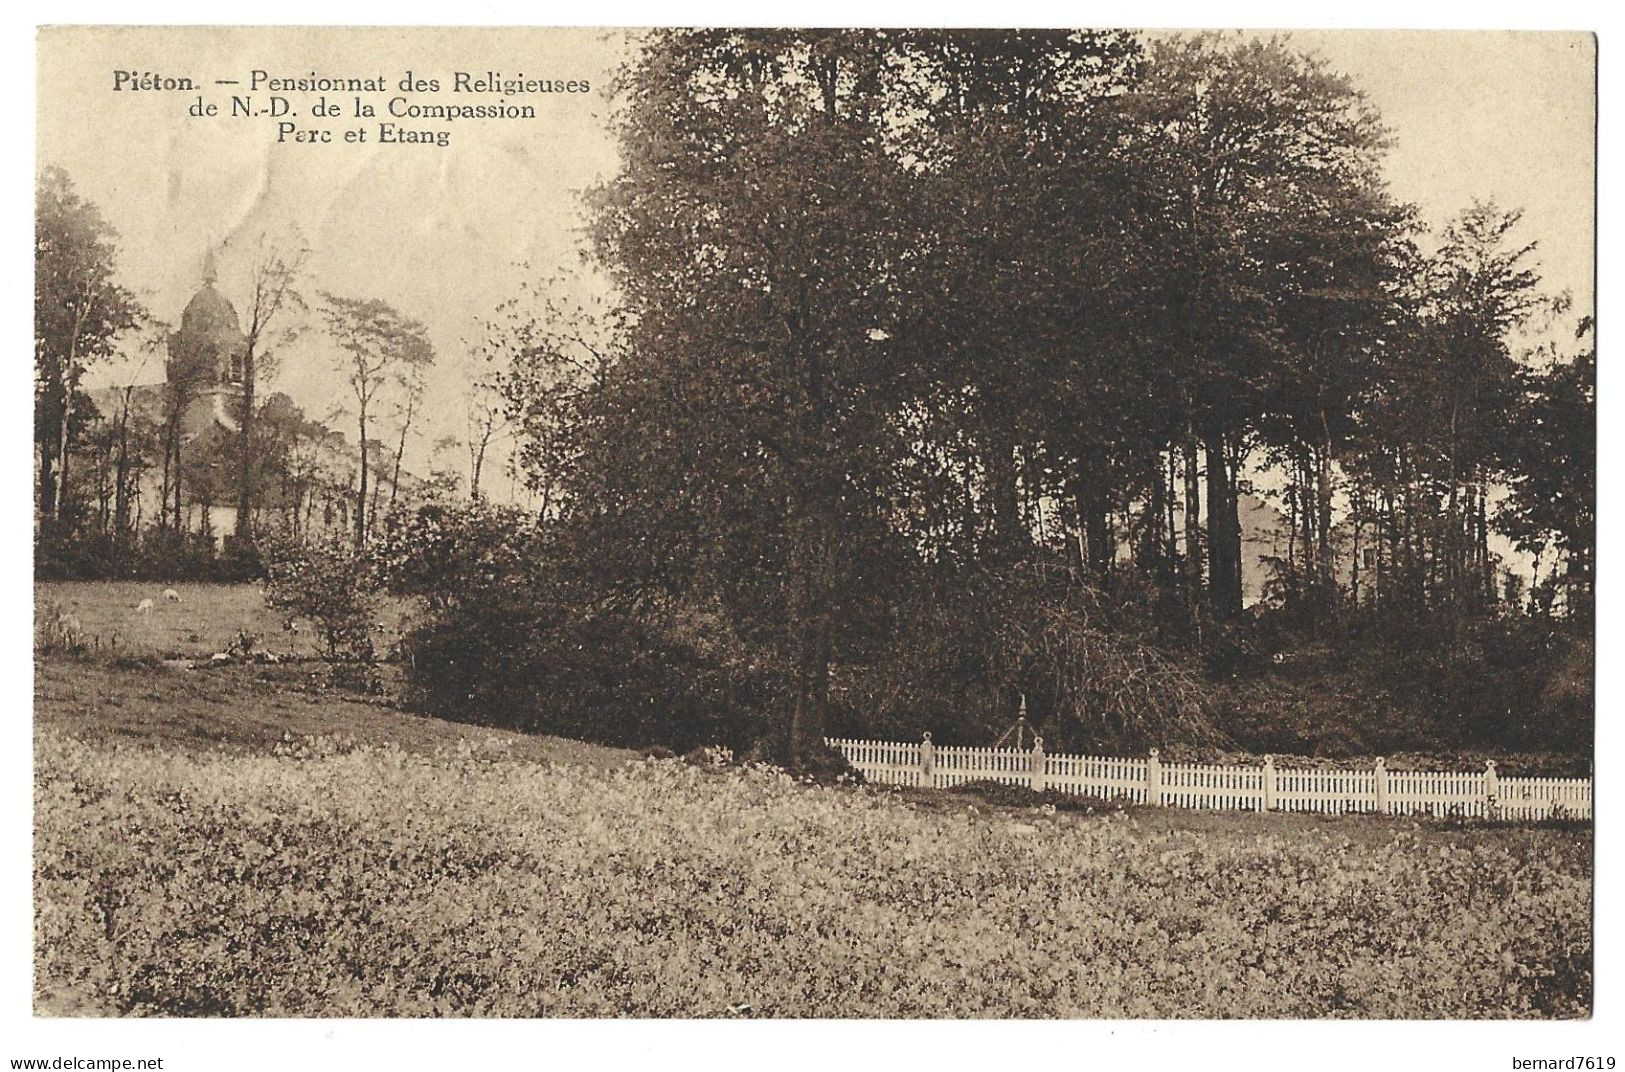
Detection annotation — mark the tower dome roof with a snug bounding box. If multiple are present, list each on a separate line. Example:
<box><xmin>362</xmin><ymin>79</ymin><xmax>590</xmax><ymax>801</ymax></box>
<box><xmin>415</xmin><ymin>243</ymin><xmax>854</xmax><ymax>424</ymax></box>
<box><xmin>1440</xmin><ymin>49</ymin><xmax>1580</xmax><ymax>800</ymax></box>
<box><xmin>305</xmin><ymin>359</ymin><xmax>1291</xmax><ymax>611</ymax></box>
<box><xmin>179</xmin><ymin>282</ymin><xmax>243</xmax><ymax>343</ymax></box>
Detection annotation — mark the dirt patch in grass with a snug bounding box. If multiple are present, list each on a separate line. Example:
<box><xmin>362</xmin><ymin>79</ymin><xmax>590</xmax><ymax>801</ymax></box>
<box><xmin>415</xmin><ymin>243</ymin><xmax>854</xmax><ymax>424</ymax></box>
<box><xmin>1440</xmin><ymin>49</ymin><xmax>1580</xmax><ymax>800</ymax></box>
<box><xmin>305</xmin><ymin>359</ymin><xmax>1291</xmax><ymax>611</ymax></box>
<box><xmin>881</xmin><ymin>778</ymin><xmax>1592</xmax><ymax>860</ymax></box>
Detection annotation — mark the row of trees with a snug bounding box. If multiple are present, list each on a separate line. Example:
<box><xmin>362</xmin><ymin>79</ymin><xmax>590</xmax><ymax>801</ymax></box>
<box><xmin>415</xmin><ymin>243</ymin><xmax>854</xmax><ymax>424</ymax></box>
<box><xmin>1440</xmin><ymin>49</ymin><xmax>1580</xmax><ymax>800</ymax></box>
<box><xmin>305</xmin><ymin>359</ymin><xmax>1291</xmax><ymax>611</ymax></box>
<box><xmin>452</xmin><ymin>30</ymin><xmax>1591</xmax><ymax>762</ymax></box>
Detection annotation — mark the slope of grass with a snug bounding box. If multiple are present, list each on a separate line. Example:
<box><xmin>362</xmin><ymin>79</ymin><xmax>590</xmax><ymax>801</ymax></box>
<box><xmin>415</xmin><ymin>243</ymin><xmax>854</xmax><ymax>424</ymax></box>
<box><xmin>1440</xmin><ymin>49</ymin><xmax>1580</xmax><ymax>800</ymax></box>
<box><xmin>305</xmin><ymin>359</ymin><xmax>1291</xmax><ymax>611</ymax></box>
<box><xmin>34</xmin><ymin>656</ymin><xmax>634</xmax><ymax>770</ymax></box>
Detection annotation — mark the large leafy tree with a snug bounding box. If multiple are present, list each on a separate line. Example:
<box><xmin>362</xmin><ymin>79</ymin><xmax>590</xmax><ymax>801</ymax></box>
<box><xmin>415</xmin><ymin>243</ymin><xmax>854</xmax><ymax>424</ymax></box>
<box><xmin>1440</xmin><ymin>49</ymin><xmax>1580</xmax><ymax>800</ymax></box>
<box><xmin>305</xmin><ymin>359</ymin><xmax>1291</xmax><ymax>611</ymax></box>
<box><xmin>474</xmin><ymin>30</ymin><xmax>1589</xmax><ymax>762</ymax></box>
<box><xmin>35</xmin><ymin>166</ymin><xmax>144</xmax><ymax>520</ymax></box>
<box><xmin>1498</xmin><ymin>317</ymin><xmax>1593</xmax><ymax>617</ymax></box>
<box><xmin>482</xmin><ymin>275</ymin><xmax>617</xmax><ymax>513</ymax></box>
<box><xmin>1253</xmin><ymin>176</ymin><xmax>1413</xmax><ymax>624</ymax></box>
<box><xmin>1423</xmin><ymin>202</ymin><xmax>1542</xmax><ymax>607</ymax></box>
<box><xmin>581</xmin><ymin>30</ymin><xmax>936</xmax><ymax>761</ymax></box>
<box><xmin>1125</xmin><ymin>34</ymin><xmax>1396</xmax><ymax>623</ymax></box>
<box><xmin>894</xmin><ymin>31</ymin><xmax>1151</xmax><ymax>575</ymax></box>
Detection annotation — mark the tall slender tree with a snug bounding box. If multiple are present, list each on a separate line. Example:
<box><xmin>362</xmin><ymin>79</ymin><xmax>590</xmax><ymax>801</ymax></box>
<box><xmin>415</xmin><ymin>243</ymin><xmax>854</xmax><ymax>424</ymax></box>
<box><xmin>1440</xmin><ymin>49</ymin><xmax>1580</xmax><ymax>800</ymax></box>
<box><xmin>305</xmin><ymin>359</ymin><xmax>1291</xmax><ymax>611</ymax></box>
<box><xmin>231</xmin><ymin>230</ymin><xmax>308</xmax><ymax>545</ymax></box>
<box><xmin>321</xmin><ymin>295</ymin><xmax>434</xmax><ymax>546</ymax></box>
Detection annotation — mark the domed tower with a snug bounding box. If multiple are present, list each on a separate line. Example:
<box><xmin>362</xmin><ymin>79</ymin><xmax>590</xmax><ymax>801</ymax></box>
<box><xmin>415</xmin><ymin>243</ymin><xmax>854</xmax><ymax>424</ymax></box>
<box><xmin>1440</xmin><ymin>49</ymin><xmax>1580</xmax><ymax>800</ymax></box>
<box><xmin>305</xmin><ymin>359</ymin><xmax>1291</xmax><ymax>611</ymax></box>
<box><xmin>167</xmin><ymin>248</ymin><xmax>247</xmax><ymax>389</ymax></box>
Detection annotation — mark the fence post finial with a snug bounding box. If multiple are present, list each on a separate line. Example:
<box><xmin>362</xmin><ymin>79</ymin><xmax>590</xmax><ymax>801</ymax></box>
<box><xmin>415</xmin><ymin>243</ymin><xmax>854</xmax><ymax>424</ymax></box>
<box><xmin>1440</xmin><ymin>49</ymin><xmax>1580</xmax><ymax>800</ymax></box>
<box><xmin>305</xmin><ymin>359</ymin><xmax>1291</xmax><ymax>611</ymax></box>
<box><xmin>1484</xmin><ymin>760</ymin><xmax>1499</xmax><ymax>819</ymax></box>
<box><xmin>1031</xmin><ymin>735</ymin><xmax>1047</xmax><ymax>793</ymax></box>
<box><xmin>920</xmin><ymin>731</ymin><xmax>935</xmax><ymax>787</ymax></box>
<box><xmin>1373</xmin><ymin>756</ymin><xmax>1389</xmax><ymax>815</ymax></box>
<box><xmin>1262</xmin><ymin>754</ymin><xmax>1277</xmax><ymax>812</ymax></box>
<box><xmin>1147</xmin><ymin>748</ymin><xmax>1162</xmax><ymax>807</ymax></box>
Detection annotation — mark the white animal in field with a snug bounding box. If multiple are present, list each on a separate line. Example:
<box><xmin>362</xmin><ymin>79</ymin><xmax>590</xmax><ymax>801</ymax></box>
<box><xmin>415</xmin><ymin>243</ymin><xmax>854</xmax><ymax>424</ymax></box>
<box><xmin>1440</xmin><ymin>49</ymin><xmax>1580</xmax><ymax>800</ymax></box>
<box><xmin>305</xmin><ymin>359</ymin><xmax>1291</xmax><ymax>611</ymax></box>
<box><xmin>135</xmin><ymin>598</ymin><xmax>155</xmax><ymax>616</ymax></box>
<box><xmin>163</xmin><ymin>588</ymin><xmax>182</xmax><ymax>603</ymax></box>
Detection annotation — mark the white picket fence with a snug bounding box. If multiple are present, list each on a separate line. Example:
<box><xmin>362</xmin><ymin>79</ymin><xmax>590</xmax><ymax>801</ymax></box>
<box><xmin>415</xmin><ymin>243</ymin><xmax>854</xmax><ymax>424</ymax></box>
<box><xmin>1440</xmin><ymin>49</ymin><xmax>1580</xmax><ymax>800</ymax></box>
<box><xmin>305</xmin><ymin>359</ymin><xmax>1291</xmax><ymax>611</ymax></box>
<box><xmin>826</xmin><ymin>734</ymin><xmax>1591</xmax><ymax>821</ymax></box>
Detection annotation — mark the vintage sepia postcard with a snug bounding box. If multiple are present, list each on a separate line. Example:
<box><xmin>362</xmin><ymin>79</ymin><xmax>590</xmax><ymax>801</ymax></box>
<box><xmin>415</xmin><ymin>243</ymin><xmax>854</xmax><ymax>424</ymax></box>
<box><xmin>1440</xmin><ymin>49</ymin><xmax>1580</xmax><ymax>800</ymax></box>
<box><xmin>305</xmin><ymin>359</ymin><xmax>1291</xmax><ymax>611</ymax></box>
<box><xmin>27</xmin><ymin>21</ymin><xmax>1597</xmax><ymax>1056</ymax></box>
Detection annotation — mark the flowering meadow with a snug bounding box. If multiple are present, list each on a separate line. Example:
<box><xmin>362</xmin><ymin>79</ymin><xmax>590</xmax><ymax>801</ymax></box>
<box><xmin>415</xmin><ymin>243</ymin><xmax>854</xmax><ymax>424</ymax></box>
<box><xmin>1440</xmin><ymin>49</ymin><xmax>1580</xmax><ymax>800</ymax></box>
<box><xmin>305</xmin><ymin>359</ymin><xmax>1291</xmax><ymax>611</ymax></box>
<box><xmin>35</xmin><ymin>730</ymin><xmax>1591</xmax><ymax>1018</ymax></box>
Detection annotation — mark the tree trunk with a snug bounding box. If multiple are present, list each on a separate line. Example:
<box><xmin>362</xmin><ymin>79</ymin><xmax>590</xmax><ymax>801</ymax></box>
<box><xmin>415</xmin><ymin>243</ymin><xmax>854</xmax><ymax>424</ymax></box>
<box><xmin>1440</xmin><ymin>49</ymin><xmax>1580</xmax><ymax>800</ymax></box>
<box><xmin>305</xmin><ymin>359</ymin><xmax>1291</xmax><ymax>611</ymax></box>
<box><xmin>470</xmin><ymin>435</ymin><xmax>487</xmax><ymax>501</ymax></box>
<box><xmin>1140</xmin><ymin>453</ymin><xmax>1166</xmax><ymax>578</ymax></box>
<box><xmin>173</xmin><ymin>437</ymin><xmax>185</xmax><ymax>534</ymax></box>
<box><xmin>1315</xmin><ymin>433</ymin><xmax>1334</xmax><ymax>599</ymax></box>
<box><xmin>986</xmin><ymin>431</ymin><xmax>1024</xmax><ymax>561</ymax></box>
<box><xmin>1164</xmin><ymin>449</ymin><xmax>1179</xmax><ymax>579</ymax></box>
<box><xmin>158</xmin><ymin>427</ymin><xmax>173</xmax><ymax>534</ymax></box>
<box><xmin>113</xmin><ymin>385</ymin><xmax>133</xmax><ymax>547</ymax></box>
<box><xmin>1181</xmin><ymin>420</ymin><xmax>1203</xmax><ymax>634</ymax></box>
<box><xmin>52</xmin><ymin>302</ymin><xmax>90</xmax><ymax>522</ymax></box>
<box><xmin>54</xmin><ymin>369</ymin><xmax>76</xmax><ymax>521</ymax></box>
<box><xmin>38</xmin><ymin>440</ymin><xmax>58</xmax><ymax>519</ymax></box>
<box><xmin>390</xmin><ymin>415</ymin><xmax>411</xmax><ymax>514</ymax></box>
<box><xmin>234</xmin><ymin>343</ymin><xmax>257</xmax><ymax>543</ymax></box>
<box><xmin>1350</xmin><ymin>504</ymin><xmax>1363</xmax><ymax>611</ymax></box>
<box><xmin>355</xmin><ymin>401</ymin><xmax>370</xmax><ymax>546</ymax></box>
<box><xmin>1203</xmin><ymin>428</ymin><xmax>1242</xmax><ymax>622</ymax></box>
<box><xmin>785</xmin><ymin>497</ymin><xmax>816</xmax><ymax>764</ymax></box>
<box><xmin>960</xmin><ymin>454</ymin><xmax>978</xmax><ymax>562</ymax></box>
<box><xmin>809</xmin><ymin>496</ymin><xmax>837</xmax><ymax>752</ymax></box>
<box><xmin>1083</xmin><ymin>479</ymin><xmax>1112</xmax><ymax>579</ymax></box>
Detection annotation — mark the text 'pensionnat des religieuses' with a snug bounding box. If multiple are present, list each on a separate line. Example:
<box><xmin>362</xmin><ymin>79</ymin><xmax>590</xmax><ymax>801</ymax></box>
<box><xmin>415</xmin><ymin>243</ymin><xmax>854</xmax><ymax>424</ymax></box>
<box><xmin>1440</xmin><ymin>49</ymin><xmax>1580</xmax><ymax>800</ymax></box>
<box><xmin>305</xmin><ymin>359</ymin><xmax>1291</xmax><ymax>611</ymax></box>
<box><xmin>113</xmin><ymin>69</ymin><xmax>591</xmax><ymax>148</ymax></box>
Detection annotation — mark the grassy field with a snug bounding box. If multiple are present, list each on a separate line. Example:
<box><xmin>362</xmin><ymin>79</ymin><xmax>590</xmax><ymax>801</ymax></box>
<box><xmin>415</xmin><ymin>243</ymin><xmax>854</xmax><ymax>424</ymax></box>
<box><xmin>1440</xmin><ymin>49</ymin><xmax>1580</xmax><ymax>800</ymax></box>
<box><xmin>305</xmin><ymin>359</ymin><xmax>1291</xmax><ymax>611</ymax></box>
<box><xmin>33</xmin><ymin>643</ymin><xmax>1592</xmax><ymax>1018</ymax></box>
<box><xmin>33</xmin><ymin>657</ymin><xmax>634</xmax><ymax>769</ymax></box>
<box><xmin>35</xmin><ymin>579</ymin><xmax>414</xmax><ymax>659</ymax></box>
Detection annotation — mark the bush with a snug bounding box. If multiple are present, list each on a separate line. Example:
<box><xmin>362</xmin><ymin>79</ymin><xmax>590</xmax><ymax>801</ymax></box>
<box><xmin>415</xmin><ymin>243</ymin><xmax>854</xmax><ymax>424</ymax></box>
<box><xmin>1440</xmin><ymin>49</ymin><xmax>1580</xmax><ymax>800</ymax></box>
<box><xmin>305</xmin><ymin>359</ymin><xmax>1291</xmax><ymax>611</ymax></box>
<box><xmin>372</xmin><ymin>500</ymin><xmax>536</xmax><ymax>612</ymax></box>
<box><xmin>33</xmin><ymin>519</ymin><xmax>274</xmax><ymax>583</ymax></box>
<box><xmin>380</xmin><ymin>502</ymin><xmax>786</xmax><ymax>754</ymax></box>
<box><xmin>834</xmin><ymin>561</ymin><xmax>1222</xmax><ymax>753</ymax></box>
<box><xmin>261</xmin><ymin>535</ymin><xmax>378</xmax><ymax>664</ymax></box>
<box><xmin>215</xmin><ymin>536</ymin><xmax>264</xmax><ymax>583</ymax></box>
<box><xmin>34</xmin><ymin>599</ymin><xmax>87</xmax><ymax>657</ymax></box>
<box><xmin>1202</xmin><ymin>609</ymin><xmax>1592</xmax><ymax>760</ymax></box>
<box><xmin>403</xmin><ymin>590</ymin><xmax>779</xmax><ymax>754</ymax></box>
<box><xmin>34</xmin><ymin>521</ymin><xmax>119</xmax><ymax>580</ymax></box>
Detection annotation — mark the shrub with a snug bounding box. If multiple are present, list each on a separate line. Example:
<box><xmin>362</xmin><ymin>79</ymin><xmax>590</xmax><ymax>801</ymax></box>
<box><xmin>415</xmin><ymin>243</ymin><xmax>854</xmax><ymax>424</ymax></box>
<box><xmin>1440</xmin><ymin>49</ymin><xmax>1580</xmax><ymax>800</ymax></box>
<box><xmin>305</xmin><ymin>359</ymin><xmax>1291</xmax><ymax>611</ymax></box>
<box><xmin>1203</xmin><ymin>609</ymin><xmax>1593</xmax><ymax>760</ymax></box>
<box><xmin>215</xmin><ymin>536</ymin><xmax>264</xmax><ymax>583</ymax></box>
<box><xmin>949</xmin><ymin>779</ymin><xmax>1133</xmax><ymax>814</ymax></box>
<box><xmin>34</xmin><ymin>599</ymin><xmax>87</xmax><ymax>657</ymax></box>
<box><xmin>34</xmin><ymin>520</ymin><xmax>274</xmax><ymax>583</ymax></box>
<box><xmin>380</xmin><ymin>502</ymin><xmax>786</xmax><ymax>754</ymax></box>
<box><xmin>261</xmin><ymin>535</ymin><xmax>378</xmax><ymax>664</ymax></box>
<box><xmin>835</xmin><ymin>561</ymin><xmax>1222</xmax><ymax>753</ymax></box>
<box><xmin>372</xmin><ymin>500</ymin><xmax>536</xmax><ymax>612</ymax></box>
<box><xmin>34</xmin><ymin>521</ymin><xmax>120</xmax><ymax>581</ymax></box>
<box><xmin>403</xmin><ymin>589</ymin><xmax>779</xmax><ymax>753</ymax></box>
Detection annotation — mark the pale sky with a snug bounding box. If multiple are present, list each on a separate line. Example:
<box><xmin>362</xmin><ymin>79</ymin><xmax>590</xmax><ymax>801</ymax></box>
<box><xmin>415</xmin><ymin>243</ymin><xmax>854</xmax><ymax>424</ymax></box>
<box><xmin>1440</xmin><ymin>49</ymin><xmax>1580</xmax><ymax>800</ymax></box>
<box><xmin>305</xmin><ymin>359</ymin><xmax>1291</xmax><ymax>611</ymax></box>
<box><xmin>1297</xmin><ymin>30</ymin><xmax>1594</xmax><ymax>310</ymax></box>
<box><xmin>36</xmin><ymin>27</ymin><xmax>1596</xmax><ymax>484</ymax></box>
